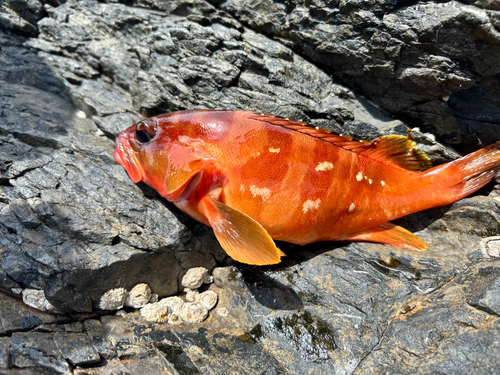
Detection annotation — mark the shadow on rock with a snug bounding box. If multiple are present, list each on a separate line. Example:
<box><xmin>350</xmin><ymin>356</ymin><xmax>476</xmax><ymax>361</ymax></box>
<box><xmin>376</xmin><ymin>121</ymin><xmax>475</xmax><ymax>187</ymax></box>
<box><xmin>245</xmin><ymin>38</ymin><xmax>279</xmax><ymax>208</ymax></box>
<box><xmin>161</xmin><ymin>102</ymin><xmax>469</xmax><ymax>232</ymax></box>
<box><xmin>239</xmin><ymin>266</ymin><xmax>304</xmax><ymax>311</ymax></box>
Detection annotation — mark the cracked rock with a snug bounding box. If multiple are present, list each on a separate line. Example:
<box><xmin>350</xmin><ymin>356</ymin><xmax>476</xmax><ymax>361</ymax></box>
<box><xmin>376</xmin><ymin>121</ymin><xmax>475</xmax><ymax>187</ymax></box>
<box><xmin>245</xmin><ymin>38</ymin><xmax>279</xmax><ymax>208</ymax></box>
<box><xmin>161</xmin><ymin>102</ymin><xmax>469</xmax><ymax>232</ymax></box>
<box><xmin>0</xmin><ymin>0</ymin><xmax>499</xmax><ymax>373</ymax></box>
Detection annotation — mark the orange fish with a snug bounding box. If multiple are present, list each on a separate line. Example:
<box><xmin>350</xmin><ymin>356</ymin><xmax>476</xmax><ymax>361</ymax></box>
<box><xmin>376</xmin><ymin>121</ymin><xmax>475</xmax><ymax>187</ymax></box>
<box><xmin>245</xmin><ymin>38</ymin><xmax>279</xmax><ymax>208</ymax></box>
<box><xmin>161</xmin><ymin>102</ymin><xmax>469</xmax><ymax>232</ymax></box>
<box><xmin>114</xmin><ymin>110</ymin><xmax>500</xmax><ymax>265</ymax></box>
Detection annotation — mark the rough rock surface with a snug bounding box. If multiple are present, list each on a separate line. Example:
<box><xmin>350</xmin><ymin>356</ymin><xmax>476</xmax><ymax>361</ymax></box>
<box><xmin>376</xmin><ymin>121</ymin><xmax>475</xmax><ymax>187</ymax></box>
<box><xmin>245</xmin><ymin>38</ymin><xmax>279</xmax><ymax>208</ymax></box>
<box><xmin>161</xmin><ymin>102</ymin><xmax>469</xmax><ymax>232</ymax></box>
<box><xmin>211</xmin><ymin>0</ymin><xmax>500</xmax><ymax>150</ymax></box>
<box><xmin>0</xmin><ymin>0</ymin><xmax>499</xmax><ymax>374</ymax></box>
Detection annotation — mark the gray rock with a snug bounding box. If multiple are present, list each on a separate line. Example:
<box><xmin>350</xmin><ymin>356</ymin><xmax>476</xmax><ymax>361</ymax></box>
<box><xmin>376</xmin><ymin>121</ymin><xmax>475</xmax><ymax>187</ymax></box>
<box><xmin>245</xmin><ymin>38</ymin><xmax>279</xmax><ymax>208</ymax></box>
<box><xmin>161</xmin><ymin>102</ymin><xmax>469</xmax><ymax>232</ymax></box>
<box><xmin>0</xmin><ymin>0</ymin><xmax>499</xmax><ymax>374</ymax></box>
<box><xmin>10</xmin><ymin>332</ymin><xmax>69</xmax><ymax>374</ymax></box>
<box><xmin>0</xmin><ymin>337</ymin><xmax>11</xmax><ymax>369</ymax></box>
<box><xmin>0</xmin><ymin>0</ymin><xmax>43</xmax><ymax>37</ymax></box>
<box><xmin>83</xmin><ymin>319</ymin><xmax>117</xmax><ymax>361</ymax></box>
<box><xmin>472</xmin><ymin>277</ymin><xmax>500</xmax><ymax>316</ymax></box>
<box><xmin>0</xmin><ymin>30</ymin><xmax>223</xmax><ymax>312</ymax></box>
<box><xmin>52</xmin><ymin>332</ymin><xmax>101</xmax><ymax>367</ymax></box>
<box><xmin>0</xmin><ymin>293</ymin><xmax>64</xmax><ymax>335</ymax></box>
<box><xmin>212</xmin><ymin>0</ymin><xmax>500</xmax><ymax>149</ymax></box>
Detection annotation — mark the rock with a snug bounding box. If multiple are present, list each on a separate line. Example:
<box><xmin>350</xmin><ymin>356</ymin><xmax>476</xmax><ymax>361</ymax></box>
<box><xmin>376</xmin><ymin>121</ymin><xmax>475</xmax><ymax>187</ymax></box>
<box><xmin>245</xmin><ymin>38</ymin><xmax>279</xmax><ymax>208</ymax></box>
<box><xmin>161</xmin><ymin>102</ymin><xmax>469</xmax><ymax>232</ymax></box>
<box><xmin>212</xmin><ymin>0</ymin><xmax>500</xmax><ymax>149</ymax></box>
<box><xmin>0</xmin><ymin>0</ymin><xmax>499</xmax><ymax>373</ymax></box>
<box><xmin>181</xmin><ymin>267</ymin><xmax>212</xmax><ymax>289</ymax></box>
<box><xmin>0</xmin><ymin>293</ymin><xmax>65</xmax><ymax>335</ymax></box>
<box><xmin>124</xmin><ymin>283</ymin><xmax>152</xmax><ymax>308</ymax></box>
<box><xmin>10</xmin><ymin>332</ymin><xmax>70</xmax><ymax>374</ymax></box>
<box><xmin>73</xmin><ymin>357</ymin><xmax>176</xmax><ymax>375</ymax></box>
<box><xmin>52</xmin><ymin>333</ymin><xmax>101</xmax><ymax>367</ymax></box>
<box><xmin>83</xmin><ymin>319</ymin><xmax>117</xmax><ymax>361</ymax></box>
<box><xmin>99</xmin><ymin>288</ymin><xmax>128</xmax><ymax>311</ymax></box>
<box><xmin>481</xmin><ymin>236</ymin><xmax>500</xmax><ymax>258</ymax></box>
<box><xmin>473</xmin><ymin>277</ymin><xmax>500</xmax><ymax>316</ymax></box>
<box><xmin>22</xmin><ymin>289</ymin><xmax>57</xmax><ymax>312</ymax></box>
<box><xmin>149</xmin><ymin>293</ymin><xmax>158</xmax><ymax>303</ymax></box>
<box><xmin>0</xmin><ymin>337</ymin><xmax>11</xmax><ymax>369</ymax></box>
<box><xmin>0</xmin><ymin>0</ymin><xmax>43</xmax><ymax>37</ymax></box>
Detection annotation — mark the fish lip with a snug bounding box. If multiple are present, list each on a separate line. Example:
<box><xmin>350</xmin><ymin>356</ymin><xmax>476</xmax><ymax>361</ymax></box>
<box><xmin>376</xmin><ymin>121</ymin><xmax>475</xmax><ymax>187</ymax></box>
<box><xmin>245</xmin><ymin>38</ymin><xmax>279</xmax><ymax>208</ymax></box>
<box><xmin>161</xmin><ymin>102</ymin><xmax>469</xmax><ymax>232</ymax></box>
<box><xmin>114</xmin><ymin>133</ymin><xmax>143</xmax><ymax>183</ymax></box>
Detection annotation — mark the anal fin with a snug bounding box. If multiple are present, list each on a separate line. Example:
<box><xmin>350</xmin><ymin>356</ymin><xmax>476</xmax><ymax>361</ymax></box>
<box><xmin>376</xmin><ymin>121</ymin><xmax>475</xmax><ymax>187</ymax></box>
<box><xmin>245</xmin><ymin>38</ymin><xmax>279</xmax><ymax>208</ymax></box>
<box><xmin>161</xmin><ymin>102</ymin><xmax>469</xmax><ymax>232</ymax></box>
<box><xmin>339</xmin><ymin>222</ymin><xmax>428</xmax><ymax>250</ymax></box>
<box><xmin>201</xmin><ymin>196</ymin><xmax>284</xmax><ymax>265</ymax></box>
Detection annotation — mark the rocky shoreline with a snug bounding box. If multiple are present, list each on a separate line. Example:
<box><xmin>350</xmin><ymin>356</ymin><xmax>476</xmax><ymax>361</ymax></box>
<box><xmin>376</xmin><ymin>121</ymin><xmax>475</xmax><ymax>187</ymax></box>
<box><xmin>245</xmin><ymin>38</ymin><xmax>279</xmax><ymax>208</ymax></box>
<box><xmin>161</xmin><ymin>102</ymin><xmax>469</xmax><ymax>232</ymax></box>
<box><xmin>1</xmin><ymin>0</ymin><xmax>499</xmax><ymax>374</ymax></box>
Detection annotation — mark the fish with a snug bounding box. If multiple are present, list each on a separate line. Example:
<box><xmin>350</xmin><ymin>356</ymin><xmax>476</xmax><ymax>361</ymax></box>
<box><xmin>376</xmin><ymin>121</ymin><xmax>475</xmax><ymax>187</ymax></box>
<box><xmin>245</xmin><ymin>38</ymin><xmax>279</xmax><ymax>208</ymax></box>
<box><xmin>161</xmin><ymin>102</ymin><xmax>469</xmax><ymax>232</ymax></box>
<box><xmin>114</xmin><ymin>110</ymin><xmax>500</xmax><ymax>265</ymax></box>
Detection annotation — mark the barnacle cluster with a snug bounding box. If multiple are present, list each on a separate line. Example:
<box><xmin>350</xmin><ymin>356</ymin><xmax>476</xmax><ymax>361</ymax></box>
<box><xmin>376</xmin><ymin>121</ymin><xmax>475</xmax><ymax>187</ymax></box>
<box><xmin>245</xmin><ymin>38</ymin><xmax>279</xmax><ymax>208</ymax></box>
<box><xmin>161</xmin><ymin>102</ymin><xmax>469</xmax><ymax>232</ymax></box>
<box><xmin>98</xmin><ymin>267</ymin><xmax>218</xmax><ymax>324</ymax></box>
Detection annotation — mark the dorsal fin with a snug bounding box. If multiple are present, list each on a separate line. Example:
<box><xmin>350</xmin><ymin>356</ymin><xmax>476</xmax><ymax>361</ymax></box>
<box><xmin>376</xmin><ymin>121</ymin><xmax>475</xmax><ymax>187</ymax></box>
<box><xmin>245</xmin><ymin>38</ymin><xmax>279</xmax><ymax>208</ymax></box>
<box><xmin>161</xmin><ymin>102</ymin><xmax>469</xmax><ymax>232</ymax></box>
<box><xmin>249</xmin><ymin>112</ymin><xmax>432</xmax><ymax>172</ymax></box>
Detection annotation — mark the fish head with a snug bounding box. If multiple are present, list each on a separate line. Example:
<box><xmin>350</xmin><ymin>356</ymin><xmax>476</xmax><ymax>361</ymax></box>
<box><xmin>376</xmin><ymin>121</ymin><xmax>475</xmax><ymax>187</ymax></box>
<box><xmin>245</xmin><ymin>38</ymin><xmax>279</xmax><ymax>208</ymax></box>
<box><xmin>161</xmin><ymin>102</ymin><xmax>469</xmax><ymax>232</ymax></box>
<box><xmin>114</xmin><ymin>117</ymin><xmax>173</xmax><ymax>191</ymax></box>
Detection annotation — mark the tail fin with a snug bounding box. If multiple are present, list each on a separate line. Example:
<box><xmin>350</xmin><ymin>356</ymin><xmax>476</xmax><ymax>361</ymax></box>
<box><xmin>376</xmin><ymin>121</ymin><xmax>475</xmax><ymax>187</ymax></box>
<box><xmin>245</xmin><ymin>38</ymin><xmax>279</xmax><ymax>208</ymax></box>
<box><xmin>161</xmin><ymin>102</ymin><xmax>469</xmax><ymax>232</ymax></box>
<box><xmin>425</xmin><ymin>142</ymin><xmax>500</xmax><ymax>204</ymax></box>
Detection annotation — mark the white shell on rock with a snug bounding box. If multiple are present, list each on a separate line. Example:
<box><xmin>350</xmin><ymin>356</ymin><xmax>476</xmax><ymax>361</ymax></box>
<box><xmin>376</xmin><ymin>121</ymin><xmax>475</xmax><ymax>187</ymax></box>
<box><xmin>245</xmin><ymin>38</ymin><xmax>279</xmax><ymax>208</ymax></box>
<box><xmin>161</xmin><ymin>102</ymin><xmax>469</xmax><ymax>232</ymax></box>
<box><xmin>99</xmin><ymin>288</ymin><xmax>128</xmax><ymax>310</ymax></box>
<box><xmin>184</xmin><ymin>288</ymin><xmax>199</xmax><ymax>302</ymax></box>
<box><xmin>196</xmin><ymin>290</ymin><xmax>218</xmax><ymax>310</ymax></box>
<box><xmin>216</xmin><ymin>307</ymin><xmax>229</xmax><ymax>318</ymax></box>
<box><xmin>22</xmin><ymin>289</ymin><xmax>57</xmax><ymax>312</ymax></box>
<box><xmin>481</xmin><ymin>236</ymin><xmax>500</xmax><ymax>258</ymax></box>
<box><xmin>179</xmin><ymin>302</ymin><xmax>209</xmax><ymax>323</ymax></box>
<box><xmin>124</xmin><ymin>283</ymin><xmax>151</xmax><ymax>308</ymax></box>
<box><xmin>158</xmin><ymin>296</ymin><xmax>185</xmax><ymax>315</ymax></box>
<box><xmin>140</xmin><ymin>302</ymin><xmax>170</xmax><ymax>323</ymax></box>
<box><xmin>181</xmin><ymin>267</ymin><xmax>212</xmax><ymax>289</ymax></box>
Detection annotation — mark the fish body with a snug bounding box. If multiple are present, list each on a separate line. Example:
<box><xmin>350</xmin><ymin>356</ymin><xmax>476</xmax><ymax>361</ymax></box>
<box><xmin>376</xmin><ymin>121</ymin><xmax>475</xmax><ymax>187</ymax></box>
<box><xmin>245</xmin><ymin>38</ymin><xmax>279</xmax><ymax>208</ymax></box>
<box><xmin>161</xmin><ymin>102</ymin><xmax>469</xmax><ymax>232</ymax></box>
<box><xmin>115</xmin><ymin>110</ymin><xmax>500</xmax><ymax>265</ymax></box>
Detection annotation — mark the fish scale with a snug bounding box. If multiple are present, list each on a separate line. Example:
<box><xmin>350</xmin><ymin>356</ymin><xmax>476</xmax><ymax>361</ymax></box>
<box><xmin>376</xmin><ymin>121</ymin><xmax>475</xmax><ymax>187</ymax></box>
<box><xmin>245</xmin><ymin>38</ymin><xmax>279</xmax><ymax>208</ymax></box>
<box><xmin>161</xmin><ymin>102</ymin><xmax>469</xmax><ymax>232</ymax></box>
<box><xmin>115</xmin><ymin>110</ymin><xmax>500</xmax><ymax>265</ymax></box>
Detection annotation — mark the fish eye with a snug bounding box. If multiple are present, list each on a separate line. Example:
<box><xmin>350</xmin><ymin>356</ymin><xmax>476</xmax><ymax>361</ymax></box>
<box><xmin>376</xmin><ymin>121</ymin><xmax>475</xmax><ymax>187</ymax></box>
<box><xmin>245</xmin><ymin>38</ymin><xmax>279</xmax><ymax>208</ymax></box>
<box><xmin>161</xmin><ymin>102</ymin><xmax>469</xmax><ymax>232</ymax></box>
<box><xmin>135</xmin><ymin>120</ymin><xmax>156</xmax><ymax>144</ymax></box>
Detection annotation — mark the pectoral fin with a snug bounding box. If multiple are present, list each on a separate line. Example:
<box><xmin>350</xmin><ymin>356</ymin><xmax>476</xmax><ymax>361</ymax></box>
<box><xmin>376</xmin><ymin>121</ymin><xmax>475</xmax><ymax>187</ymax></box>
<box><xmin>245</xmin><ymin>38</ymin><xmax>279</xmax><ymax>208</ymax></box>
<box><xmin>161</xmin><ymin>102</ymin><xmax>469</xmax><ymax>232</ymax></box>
<box><xmin>164</xmin><ymin>141</ymin><xmax>216</xmax><ymax>199</ymax></box>
<box><xmin>201</xmin><ymin>196</ymin><xmax>284</xmax><ymax>265</ymax></box>
<box><xmin>340</xmin><ymin>222</ymin><xmax>428</xmax><ymax>250</ymax></box>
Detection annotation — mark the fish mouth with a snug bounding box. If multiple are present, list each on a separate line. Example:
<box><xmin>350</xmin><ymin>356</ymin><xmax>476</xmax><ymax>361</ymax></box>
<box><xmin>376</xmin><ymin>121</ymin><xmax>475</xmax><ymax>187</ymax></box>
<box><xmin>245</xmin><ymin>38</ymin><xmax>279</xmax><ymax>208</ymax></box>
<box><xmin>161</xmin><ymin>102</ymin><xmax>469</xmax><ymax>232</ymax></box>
<box><xmin>115</xmin><ymin>134</ymin><xmax>144</xmax><ymax>183</ymax></box>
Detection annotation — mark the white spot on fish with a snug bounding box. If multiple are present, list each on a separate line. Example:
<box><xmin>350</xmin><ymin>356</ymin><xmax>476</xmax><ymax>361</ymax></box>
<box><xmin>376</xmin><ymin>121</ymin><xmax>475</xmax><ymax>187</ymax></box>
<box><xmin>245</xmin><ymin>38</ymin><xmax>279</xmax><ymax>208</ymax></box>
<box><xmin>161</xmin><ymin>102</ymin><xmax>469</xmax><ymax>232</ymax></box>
<box><xmin>250</xmin><ymin>185</ymin><xmax>271</xmax><ymax>201</ymax></box>
<box><xmin>315</xmin><ymin>162</ymin><xmax>334</xmax><ymax>172</ymax></box>
<box><xmin>381</xmin><ymin>180</ymin><xmax>386</xmax><ymax>186</ymax></box>
<box><xmin>269</xmin><ymin>147</ymin><xmax>280</xmax><ymax>153</ymax></box>
<box><xmin>302</xmin><ymin>199</ymin><xmax>321</xmax><ymax>214</ymax></box>
<box><xmin>348</xmin><ymin>203</ymin><xmax>355</xmax><ymax>212</ymax></box>
<box><xmin>369</xmin><ymin>179</ymin><xmax>372</xmax><ymax>184</ymax></box>
<box><xmin>240</xmin><ymin>184</ymin><xmax>245</xmax><ymax>193</ymax></box>
<box><xmin>356</xmin><ymin>172</ymin><xmax>363</xmax><ymax>181</ymax></box>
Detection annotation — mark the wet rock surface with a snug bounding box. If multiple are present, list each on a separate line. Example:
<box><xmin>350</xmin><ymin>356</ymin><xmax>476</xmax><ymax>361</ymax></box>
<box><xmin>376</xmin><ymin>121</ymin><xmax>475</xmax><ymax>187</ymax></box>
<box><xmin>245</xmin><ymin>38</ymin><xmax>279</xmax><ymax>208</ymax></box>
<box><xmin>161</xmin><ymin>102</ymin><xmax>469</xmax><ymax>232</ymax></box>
<box><xmin>0</xmin><ymin>0</ymin><xmax>499</xmax><ymax>374</ymax></box>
